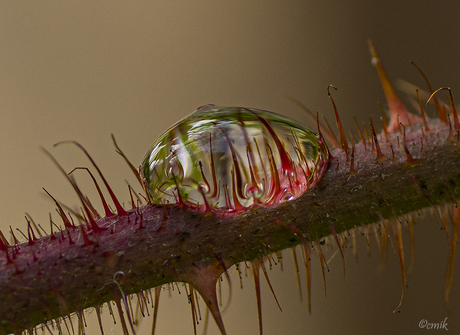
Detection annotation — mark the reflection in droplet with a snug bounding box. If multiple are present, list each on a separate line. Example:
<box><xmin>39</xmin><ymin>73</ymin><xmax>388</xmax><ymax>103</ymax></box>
<box><xmin>142</xmin><ymin>106</ymin><xmax>329</xmax><ymax>215</ymax></box>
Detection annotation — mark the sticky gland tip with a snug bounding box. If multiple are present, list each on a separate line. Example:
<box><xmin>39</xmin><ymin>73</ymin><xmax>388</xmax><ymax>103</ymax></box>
<box><xmin>427</xmin><ymin>87</ymin><xmax>460</xmax><ymax>130</ymax></box>
<box><xmin>410</xmin><ymin>60</ymin><xmax>448</xmax><ymax>123</ymax></box>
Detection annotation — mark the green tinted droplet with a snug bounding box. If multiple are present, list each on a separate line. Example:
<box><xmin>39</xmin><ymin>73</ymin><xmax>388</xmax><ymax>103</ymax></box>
<box><xmin>142</xmin><ymin>105</ymin><xmax>329</xmax><ymax>215</ymax></box>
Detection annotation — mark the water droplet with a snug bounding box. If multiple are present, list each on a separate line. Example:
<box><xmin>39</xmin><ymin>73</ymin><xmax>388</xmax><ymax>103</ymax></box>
<box><xmin>142</xmin><ymin>106</ymin><xmax>329</xmax><ymax>215</ymax></box>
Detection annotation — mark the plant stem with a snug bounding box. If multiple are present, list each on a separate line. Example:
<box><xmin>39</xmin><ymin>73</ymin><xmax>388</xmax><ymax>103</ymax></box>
<box><xmin>0</xmin><ymin>119</ymin><xmax>458</xmax><ymax>334</ymax></box>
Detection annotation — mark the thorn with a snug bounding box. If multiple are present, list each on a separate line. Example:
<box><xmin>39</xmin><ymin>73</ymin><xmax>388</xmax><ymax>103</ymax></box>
<box><xmin>62</xmin><ymin>314</ymin><xmax>73</xmax><ymax>335</ymax></box>
<box><xmin>69</xmin><ymin>167</ymin><xmax>113</xmax><ymax>218</ymax></box>
<box><xmin>9</xmin><ymin>225</ymin><xmax>19</xmax><ymax>245</ymax></box>
<box><xmin>265</xmin><ymin>144</ymin><xmax>282</xmax><ymax>204</ymax></box>
<box><xmin>54</xmin><ymin>141</ymin><xmax>128</xmax><ymax>216</ymax></box>
<box><xmin>400</xmin><ymin>123</ymin><xmax>419</xmax><ymax>164</ymax></box>
<box><xmin>95</xmin><ymin>306</ymin><xmax>105</xmax><ymax>335</ymax></box>
<box><xmin>230</xmin><ymin>169</ymin><xmax>245</xmax><ymax>212</ymax></box>
<box><xmin>66</xmin><ymin>230</ymin><xmax>75</xmax><ymax>245</ymax></box>
<box><xmin>427</xmin><ymin>87</ymin><xmax>460</xmax><ymax>130</ymax></box>
<box><xmin>106</xmin><ymin>300</ymin><xmax>116</xmax><ymax>326</ymax></box>
<box><xmin>25</xmin><ymin>213</ymin><xmax>42</xmax><ymax>238</ymax></box>
<box><xmin>192</xmin><ymin>288</ymin><xmax>201</xmax><ymax>324</ymax></box>
<box><xmin>136</xmin><ymin>211</ymin><xmax>145</xmax><ymax>230</ymax></box>
<box><xmin>80</xmin><ymin>225</ymin><xmax>94</xmax><ymax>247</ymax></box>
<box><xmin>258</xmin><ymin>257</ymin><xmax>282</xmax><ymax>311</ymax></box>
<box><xmin>334</xmin><ymin>158</ymin><xmax>340</xmax><ymax>172</ymax></box>
<box><xmin>42</xmin><ymin>150</ymin><xmax>106</xmax><ymax>233</ymax></box>
<box><xmin>42</xmin><ymin>319</ymin><xmax>55</xmax><ymax>335</ymax></box>
<box><xmin>187</xmin><ymin>284</ymin><xmax>198</xmax><ymax>335</ymax></box>
<box><xmin>239</xmin><ymin>109</ymin><xmax>263</xmax><ymax>188</ymax></box>
<box><xmin>317</xmin><ymin>112</ymin><xmax>335</xmax><ymax>160</ymax></box>
<box><xmin>152</xmin><ymin>287</ymin><xmax>161</xmax><ymax>335</ymax></box>
<box><xmin>291</xmin><ymin>247</ymin><xmax>303</xmax><ymax>302</ymax></box>
<box><xmin>3</xmin><ymin>244</ymin><xmax>13</xmax><ymax>265</ymax></box>
<box><xmin>314</xmin><ymin>238</ymin><xmax>329</xmax><ymax>298</ymax></box>
<box><xmin>37</xmin><ymin>223</ymin><xmax>48</xmax><ymax>237</ymax></box>
<box><xmin>71</xmin><ymin>175</ymin><xmax>107</xmax><ymax>234</ymax></box>
<box><xmin>247</xmin><ymin>109</ymin><xmax>292</xmax><ymax>173</ymax></box>
<box><xmin>287</xmin><ymin>96</ymin><xmax>339</xmax><ymax>148</ymax></box>
<box><xmin>323</xmin><ymin>116</ymin><xmax>340</xmax><ymax>149</ymax></box>
<box><xmin>390</xmin><ymin>144</ymin><xmax>397</xmax><ymax>162</ymax></box>
<box><xmin>416</xmin><ymin>90</ymin><xmax>430</xmax><ymax>132</ymax></box>
<box><xmin>391</xmin><ymin>219</ymin><xmax>406</xmax><ymax>313</ymax></box>
<box><xmin>372</xmin><ymin>222</ymin><xmax>385</xmax><ymax>261</ymax></box>
<box><xmin>112</xmin><ymin>134</ymin><xmax>145</xmax><ymax>190</ymax></box>
<box><xmin>15</xmin><ymin>228</ymin><xmax>28</xmax><ymax>243</ymax></box>
<box><xmin>111</xmin><ymin>291</ymin><xmax>130</xmax><ymax>335</ymax></box>
<box><xmin>212</xmin><ymin>253</ymin><xmax>233</xmax><ymax>314</ymax></box>
<box><xmin>328</xmin><ymin>85</ymin><xmax>349</xmax><ymax>153</ymax></box>
<box><xmin>410</xmin><ymin>60</ymin><xmax>447</xmax><ymax>122</ymax></box>
<box><xmin>251</xmin><ymin>260</ymin><xmax>263</xmax><ymax>335</ymax></box>
<box><xmin>183</xmin><ymin>264</ymin><xmax>228</xmax><ymax>335</ymax></box>
<box><xmin>369</xmin><ymin>118</ymin><xmax>386</xmax><ymax>161</ymax></box>
<box><xmin>368</xmin><ymin>40</ymin><xmax>422</xmax><ymax>131</ymax></box>
<box><xmin>127</xmin><ymin>184</ymin><xmax>136</xmax><ymax>210</ymax></box>
<box><xmin>362</xmin><ymin>121</ymin><xmax>371</xmax><ymax>145</ymax></box>
<box><xmin>235</xmin><ymin>263</ymin><xmax>244</xmax><ymax>289</ymax></box>
<box><xmin>285</xmin><ymin>222</ymin><xmax>312</xmax><ymax>313</ymax></box>
<box><xmin>0</xmin><ymin>230</ymin><xmax>9</xmax><ymax>251</ymax></box>
<box><xmin>245</xmin><ymin>146</ymin><xmax>262</xmax><ymax>199</ymax></box>
<box><xmin>353</xmin><ymin>116</ymin><xmax>367</xmax><ymax>151</ymax></box>
<box><xmin>76</xmin><ymin>307</ymin><xmax>88</xmax><ymax>334</ymax></box>
<box><xmin>25</xmin><ymin>216</ymin><xmax>37</xmax><ymax>246</ymax></box>
<box><xmin>113</xmin><ymin>271</ymin><xmax>137</xmax><ymax>335</ymax></box>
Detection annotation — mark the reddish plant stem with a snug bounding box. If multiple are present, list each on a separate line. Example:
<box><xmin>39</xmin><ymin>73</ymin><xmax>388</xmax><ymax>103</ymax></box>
<box><xmin>0</xmin><ymin>120</ymin><xmax>459</xmax><ymax>334</ymax></box>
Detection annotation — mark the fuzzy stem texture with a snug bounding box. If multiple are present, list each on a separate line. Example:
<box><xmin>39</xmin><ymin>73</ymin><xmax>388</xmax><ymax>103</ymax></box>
<box><xmin>0</xmin><ymin>116</ymin><xmax>458</xmax><ymax>334</ymax></box>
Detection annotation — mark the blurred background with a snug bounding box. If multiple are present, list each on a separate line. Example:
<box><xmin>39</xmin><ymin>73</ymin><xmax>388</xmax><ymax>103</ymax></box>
<box><xmin>0</xmin><ymin>1</ymin><xmax>459</xmax><ymax>334</ymax></box>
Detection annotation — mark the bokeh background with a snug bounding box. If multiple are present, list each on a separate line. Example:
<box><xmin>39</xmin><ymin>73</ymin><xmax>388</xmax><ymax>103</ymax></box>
<box><xmin>0</xmin><ymin>1</ymin><xmax>459</xmax><ymax>334</ymax></box>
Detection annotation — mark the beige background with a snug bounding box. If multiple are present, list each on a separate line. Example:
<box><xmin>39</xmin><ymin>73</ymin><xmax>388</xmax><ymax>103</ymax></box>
<box><xmin>0</xmin><ymin>1</ymin><xmax>459</xmax><ymax>334</ymax></box>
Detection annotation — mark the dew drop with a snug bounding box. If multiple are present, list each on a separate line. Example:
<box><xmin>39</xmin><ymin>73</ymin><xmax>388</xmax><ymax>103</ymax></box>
<box><xmin>142</xmin><ymin>106</ymin><xmax>329</xmax><ymax>215</ymax></box>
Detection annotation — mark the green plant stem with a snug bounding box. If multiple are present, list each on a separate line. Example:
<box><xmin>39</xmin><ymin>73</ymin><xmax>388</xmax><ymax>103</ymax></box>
<box><xmin>0</xmin><ymin>120</ymin><xmax>458</xmax><ymax>334</ymax></box>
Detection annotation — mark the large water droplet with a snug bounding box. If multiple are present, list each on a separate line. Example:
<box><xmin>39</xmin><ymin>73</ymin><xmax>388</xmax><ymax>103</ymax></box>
<box><xmin>142</xmin><ymin>106</ymin><xmax>329</xmax><ymax>215</ymax></box>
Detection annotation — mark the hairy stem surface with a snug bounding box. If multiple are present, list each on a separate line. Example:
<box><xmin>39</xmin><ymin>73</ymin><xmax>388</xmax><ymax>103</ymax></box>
<box><xmin>0</xmin><ymin>118</ymin><xmax>458</xmax><ymax>334</ymax></box>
